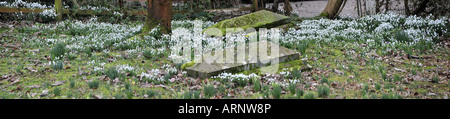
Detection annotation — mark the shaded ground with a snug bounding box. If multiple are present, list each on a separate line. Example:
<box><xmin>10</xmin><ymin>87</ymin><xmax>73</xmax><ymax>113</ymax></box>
<box><xmin>0</xmin><ymin>13</ymin><xmax>448</xmax><ymax>99</ymax></box>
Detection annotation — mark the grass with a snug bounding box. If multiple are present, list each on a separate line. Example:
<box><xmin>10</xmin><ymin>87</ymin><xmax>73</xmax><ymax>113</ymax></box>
<box><xmin>432</xmin><ymin>76</ymin><xmax>439</xmax><ymax>83</ymax></box>
<box><xmin>253</xmin><ymin>78</ymin><xmax>261</xmax><ymax>92</ymax></box>
<box><xmin>272</xmin><ymin>83</ymin><xmax>282</xmax><ymax>99</ymax></box>
<box><xmin>53</xmin><ymin>87</ymin><xmax>61</xmax><ymax>96</ymax></box>
<box><xmin>105</xmin><ymin>68</ymin><xmax>119</xmax><ymax>80</ymax></box>
<box><xmin>375</xmin><ymin>83</ymin><xmax>382</xmax><ymax>91</ymax></box>
<box><xmin>296</xmin><ymin>88</ymin><xmax>304</xmax><ymax>99</ymax></box>
<box><xmin>317</xmin><ymin>85</ymin><xmax>329</xmax><ymax>98</ymax></box>
<box><xmin>0</xmin><ymin>12</ymin><xmax>447</xmax><ymax>99</ymax></box>
<box><xmin>393</xmin><ymin>74</ymin><xmax>402</xmax><ymax>82</ymax></box>
<box><xmin>145</xmin><ymin>90</ymin><xmax>158</xmax><ymax>99</ymax></box>
<box><xmin>53</xmin><ymin>61</ymin><xmax>63</xmax><ymax>71</ymax></box>
<box><xmin>288</xmin><ymin>83</ymin><xmax>296</xmax><ymax>95</ymax></box>
<box><xmin>304</xmin><ymin>93</ymin><xmax>315</xmax><ymax>99</ymax></box>
<box><xmin>203</xmin><ymin>84</ymin><xmax>216</xmax><ymax>99</ymax></box>
<box><xmin>394</xmin><ymin>30</ymin><xmax>412</xmax><ymax>43</ymax></box>
<box><xmin>69</xmin><ymin>78</ymin><xmax>76</xmax><ymax>88</ymax></box>
<box><xmin>87</xmin><ymin>79</ymin><xmax>100</xmax><ymax>89</ymax></box>
<box><xmin>183</xmin><ymin>91</ymin><xmax>193</xmax><ymax>99</ymax></box>
<box><xmin>320</xmin><ymin>76</ymin><xmax>329</xmax><ymax>84</ymax></box>
<box><xmin>50</xmin><ymin>42</ymin><xmax>66</xmax><ymax>60</ymax></box>
<box><xmin>15</xmin><ymin>62</ymin><xmax>23</xmax><ymax>74</ymax></box>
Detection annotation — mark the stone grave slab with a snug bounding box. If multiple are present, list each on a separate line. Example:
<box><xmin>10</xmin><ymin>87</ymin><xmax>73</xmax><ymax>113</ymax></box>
<box><xmin>205</xmin><ymin>10</ymin><xmax>289</xmax><ymax>35</ymax></box>
<box><xmin>185</xmin><ymin>40</ymin><xmax>300</xmax><ymax>78</ymax></box>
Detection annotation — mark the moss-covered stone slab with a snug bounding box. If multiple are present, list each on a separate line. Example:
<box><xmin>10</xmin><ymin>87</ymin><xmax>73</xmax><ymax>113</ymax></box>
<box><xmin>186</xmin><ymin>41</ymin><xmax>300</xmax><ymax>78</ymax></box>
<box><xmin>205</xmin><ymin>10</ymin><xmax>289</xmax><ymax>35</ymax></box>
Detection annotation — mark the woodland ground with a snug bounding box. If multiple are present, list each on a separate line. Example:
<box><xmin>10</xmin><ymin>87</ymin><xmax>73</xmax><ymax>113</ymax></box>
<box><xmin>0</xmin><ymin>12</ymin><xmax>449</xmax><ymax>99</ymax></box>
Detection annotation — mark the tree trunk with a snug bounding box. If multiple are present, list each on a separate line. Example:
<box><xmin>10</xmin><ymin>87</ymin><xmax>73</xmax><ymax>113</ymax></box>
<box><xmin>272</xmin><ymin>0</ymin><xmax>279</xmax><ymax>12</ymax></box>
<box><xmin>362</xmin><ymin>0</ymin><xmax>367</xmax><ymax>15</ymax></box>
<box><xmin>404</xmin><ymin>0</ymin><xmax>409</xmax><ymax>15</ymax></box>
<box><xmin>385</xmin><ymin>0</ymin><xmax>389</xmax><ymax>13</ymax></box>
<box><xmin>253</xmin><ymin>0</ymin><xmax>259</xmax><ymax>12</ymax></box>
<box><xmin>356</xmin><ymin>0</ymin><xmax>360</xmax><ymax>17</ymax></box>
<box><xmin>143</xmin><ymin>0</ymin><xmax>173</xmax><ymax>34</ymax></box>
<box><xmin>333</xmin><ymin>0</ymin><xmax>347</xmax><ymax>18</ymax></box>
<box><xmin>412</xmin><ymin>0</ymin><xmax>429</xmax><ymax>16</ymax></box>
<box><xmin>321</xmin><ymin>0</ymin><xmax>345</xmax><ymax>19</ymax></box>
<box><xmin>375</xmin><ymin>0</ymin><xmax>380</xmax><ymax>14</ymax></box>
<box><xmin>283</xmin><ymin>0</ymin><xmax>293</xmax><ymax>16</ymax></box>
<box><xmin>55</xmin><ymin>0</ymin><xmax>62</xmax><ymax>21</ymax></box>
<box><xmin>71</xmin><ymin>0</ymin><xmax>80</xmax><ymax>9</ymax></box>
<box><xmin>260</xmin><ymin>0</ymin><xmax>266</xmax><ymax>9</ymax></box>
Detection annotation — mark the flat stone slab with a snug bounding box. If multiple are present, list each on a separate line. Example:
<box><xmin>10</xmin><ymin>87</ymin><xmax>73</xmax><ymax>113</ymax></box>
<box><xmin>205</xmin><ymin>10</ymin><xmax>289</xmax><ymax>35</ymax></box>
<box><xmin>186</xmin><ymin>40</ymin><xmax>300</xmax><ymax>78</ymax></box>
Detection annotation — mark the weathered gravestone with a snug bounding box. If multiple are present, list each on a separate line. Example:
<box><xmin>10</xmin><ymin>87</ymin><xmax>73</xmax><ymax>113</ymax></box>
<box><xmin>182</xmin><ymin>10</ymin><xmax>298</xmax><ymax>78</ymax></box>
<box><xmin>205</xmin><ymin>10</ymin><xmax>289</xmax><ymax>35</ymax></box>
<box><xmin>185</xmin><ymin>40</ymin><xmax>300</xmax><ymax>78</ymax></box>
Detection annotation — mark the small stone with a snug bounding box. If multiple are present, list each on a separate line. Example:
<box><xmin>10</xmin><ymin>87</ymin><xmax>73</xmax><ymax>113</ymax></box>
<box><xmin>92</xmin><ymin>94</ymin><xmax>102</xmax><ymax>99</ymax></box>
<box><xmin>64</xmin><ymin>66</ymin><xmax>71</xmax><ymax>69</ymax></box>
<box><xmin>26</xmin><ymin>85</ymin><xmax>40</xmax><ymax>89</ymax></box>
<box><xmin>412</xmin><ymin>75</ymin><xmax>423</xmax><ymax>81</ymax></box>
<box><xmin>394</xmin><ymin>68</ymin><xmax>406</xmax><ymax>72</ymax></box>
<box><xmin>40</xmin><ymin>90</ymin><xmax>49</xmax><ymax>97</ymax></box>
<box><xmin>348</xmin><ymin>75</ymin><xmax>354</xmax><ymax>79</ymax></box>
<box><xmin>334</xmin><ymin>69</ymin><xmax>344</xmax><ymax>75</ymax></box>
<box><xmin>51</xmin><ymin>81</ymin><xmax>65</xmax><ymax>86</ymax></box>
<box><xmin>331</xmin><ymin>82</ymin><xmax>338</xmax><ymax>88</ymax></box>
<box><xmin>169</xmin><ymin>78</ymin><xmax>176</xmax><ymax>83</ymax></box>
<box><xmin>334</xmin><ymin>96</ymin><xmax>346</xmax><ymax>99</ymax></box>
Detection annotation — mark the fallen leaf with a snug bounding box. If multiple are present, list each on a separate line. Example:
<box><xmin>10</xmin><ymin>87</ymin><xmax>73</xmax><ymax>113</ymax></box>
<box><xmin>92</xmin><ymin>94</ymin><xmax>102</xmax><ymax>99</ymax></box>
<box><xmin>189</xmin><ymin>85</ymin><xmax>202</xmax><ymax>90</ymax></box>
<box><xmin>412</xmin><ymin>75</ymin><xmax>423</xmax><ymax>81</ymax></box>
<box><xmin>155</xmin><ymin>84</ymin><xmax>168</xmax><ymax>89</ymax></box>
<box><xmin>334</xmin><ymin>69</ymin><xmax>344</xmax><ymax>75</ymax></box>
<box><xmin>40</xmin><ymin>90</ymin><xmax>49</xmax><ymax>97</ymax></box>
<box><xmin>51</xmin><ymin>81</ymin><xmax>65</xmax><ymax>86</ymax></box>
<box><xmin>169</xmin><ymin>78</ymin><xmax>176</xmax><ymax>83</ymax></box>
<box><xmin>25</xmin><ymin>67</ymin><xmax>38</xmax><ymax>73</ymax></box>
<box><xmin>99</xmin><ymin>75</ymin><xmax>107</xmax><ymax>81</ymax></box>
<box><xmin>26</xmin><ymin>85</ymin><xmax>40</xmax><ymax>89</ymax></box>
<box><xmin>9</xmin><ymin>78</ymin><xmax>20</xmax><ymax>85</ymax></box>
<box><xmin>394</xmin><ymin>68</ymin><xmax>406</xmax><ymax>72</ymax></box>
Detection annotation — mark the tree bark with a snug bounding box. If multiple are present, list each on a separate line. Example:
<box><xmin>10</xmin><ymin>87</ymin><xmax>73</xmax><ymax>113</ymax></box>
<box><xmin>253</xmin><ymin>0</ymin><xmax>259</xmax><ymax>12</ymax></box>
<box><xmin>375</xmin><ymin>0</ymin><xmax>380</xmax><ymax>14</ymax></box>
<box><xmin>143</xmin><ymin>0</ymin><xmax>173</xmax><ymax>34</ymax></box>
<box><xmin>385</xmin><ymin>0</ymin><xmax>389</xmax><ymax>13</ymax></box>
<box><xmin>333</xmin><ymin>0</ymin><xmax>347</xmax><ymax>18</ymax></box>
<box><xmin>260</xmin><ymin>0</ymin><xmax>266</xmax><ymax>9</ymax></box>
<box><xmin>411</xmin><ymin>0</ymin><xmax>429</xmax><ymax>16</ymax></box>
<box><xmin>321</xmin><ymin>0</ymin><xmax>345</xmax><ymax>19</ymax></box>
<box><xmin>404</xmin><ymin>0</ymin><xmax>409</xmax><ymax>15</ymax></box>
<box><xmin>283</xmin><ymin>0</ymin><xmax>293</xmax><ymax>16</ymax></box>
<box><xmin>362</xmin><ymin>0</ymin><xmax>367</xmax><ymax>15</ymax></box>
<box><xmin>71</xmin><ymin>0</ymin><xmax>80</xmax><ymax>9</ymax></box>
<box><xmin>55</xmin><ymin>0</ymin><xmax>62</xmax><ymax>21</ymax></box>
<box><xmin>272</xmin><ymin>0</ymin><xmax>279</xmax><ymax>12</ymax></box>
<box><xmin>356</xmin><ymin>0</ymin><xmax>360</xmax><ymax>17</ymax></box>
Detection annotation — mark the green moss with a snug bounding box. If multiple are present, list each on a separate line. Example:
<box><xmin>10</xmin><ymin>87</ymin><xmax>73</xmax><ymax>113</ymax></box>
<box><xmin>181</xmin><ymin>60</ymin><xmax>196</xmax><ymax>70</ymax></box>
<box><xmin>318</xmin><ymin>12</ymin><xmax>329</xmax><ymax>18</ymax></box>
<box><xmin>205</xmin><ymin>10</ymin><xmax>289</xmax><ymax>34</ymax></box>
